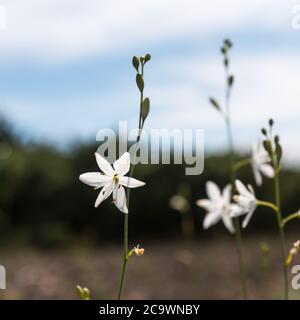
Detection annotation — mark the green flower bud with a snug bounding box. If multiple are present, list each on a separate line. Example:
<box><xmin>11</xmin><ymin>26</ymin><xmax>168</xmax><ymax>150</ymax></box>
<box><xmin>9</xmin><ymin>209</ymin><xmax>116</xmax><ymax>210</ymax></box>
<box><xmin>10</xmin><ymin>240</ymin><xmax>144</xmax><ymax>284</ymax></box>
<box><xmin>209</xmin><ymin>97</ymin><xmax>221</xmax><ymax>111</ymax></box>
<box><xmin>261</xmin><ymin>128</ymin><xmax>267</xmax><ymax>136</ymax></box>
<box><xmin>224</xmin><ymin>38</ymin><xmax>233</xmax><ymax>48</ymax></box>
<box><xmin>228</xmin><ymin>75</ymin><xmax>234</xmax><ymax>87</ymax></box>
<box><xmin>275</xmin><ymin>143</ymin><xmax>283</xmax><ymax>163</ymax></box>
<box><xmin>144</xmin><ymin>54</ymin><xmax>151</xmax><ymax>62</ymax></box>
<box><xmin>76</xmin><ymin>285</ymin><xmax>91</xmax><ymax>300</ymax></box>
<box><xmin>141</xmin><ymin>97</ymin><xmax>150</xmax><ymax>122</ymax></box>
<box><xmin>132</xmin><ymin>56</ymin><xmax>140</xmax><ymax>72</ymax></box>
<box><xmin>263</xmin><ymin>139</ymin><xmax>272</xmax><ymax>156</ymax></box>
<box><xmin>136</xmin><ymin>73</ymin><xmax>144</xmax><ymax>92</ymax></box>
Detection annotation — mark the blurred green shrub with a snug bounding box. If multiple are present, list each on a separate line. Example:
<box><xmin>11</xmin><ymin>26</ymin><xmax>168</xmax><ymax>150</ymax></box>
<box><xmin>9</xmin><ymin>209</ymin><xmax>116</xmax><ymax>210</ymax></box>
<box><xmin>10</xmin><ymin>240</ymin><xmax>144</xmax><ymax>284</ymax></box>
<box><xmin>0</xmin><ymin>117</ymin><xmax>299</xmax><ymax>246</ymax></box>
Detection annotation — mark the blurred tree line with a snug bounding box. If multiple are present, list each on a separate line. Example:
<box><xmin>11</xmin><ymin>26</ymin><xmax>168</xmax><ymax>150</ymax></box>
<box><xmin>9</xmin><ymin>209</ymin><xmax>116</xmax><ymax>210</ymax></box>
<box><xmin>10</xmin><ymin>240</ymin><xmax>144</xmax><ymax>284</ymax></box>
<box><xmin>0</xmin><ymin>117</ymin><xmax>299</xmax><ymax>247</ymax></box>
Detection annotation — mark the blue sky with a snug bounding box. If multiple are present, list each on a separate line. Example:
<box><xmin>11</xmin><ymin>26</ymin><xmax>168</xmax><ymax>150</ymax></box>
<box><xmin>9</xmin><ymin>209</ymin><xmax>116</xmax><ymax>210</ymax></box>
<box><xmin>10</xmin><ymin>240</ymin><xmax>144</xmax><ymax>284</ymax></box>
<box><xmin>0</xmin><ymin>0</ymin><xmax>300</xmax><ymax>163</ymax></box>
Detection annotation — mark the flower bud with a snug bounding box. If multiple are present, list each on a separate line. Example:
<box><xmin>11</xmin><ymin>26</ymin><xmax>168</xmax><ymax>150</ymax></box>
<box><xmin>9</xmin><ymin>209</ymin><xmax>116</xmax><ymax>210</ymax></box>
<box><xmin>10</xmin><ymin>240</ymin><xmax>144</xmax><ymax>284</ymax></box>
<box><xmin>275</xmin><ymin>143</ymin><xmax>283</xmax><ymax>163</ymax></box>
<box><xmin>261</xmin><ymin>128</ymin><xmax>267</xmax><ymax>136</ymax></box>
<box><xmin>76</xmin><ymin>285</ymin><xmax>91</xmax><ymax>300</ymax></box>
<box><xmin>224</xmin><ymin>38</ymin><xmax>233</xmax><ymax>48</ymax></box>
<box><xmin>132</xmin><ymin>56</ymin><xmax>140</xmax><ymax>72</ymax></box>
<box><xmin>263</xmin><ymin>139</ymin><xmax>272</xmax><ymax>156</ymax></box>
<box><xmin>220</xmin><ymin>46</ymin><xmax>226</xmax><ymax>55</ymax></box>
<box><xmin>209</xmin><ymin>97</ymin><xmax>221</xmax><ymax>111</ymax></box>
<box><xmin>144</xmin><ymin>54</ymin><xmax>151</xmax><ymax>62</ymax></box>
<box><xmin>141</xmin><ymin>97</ymin><xmax>150</xmax><ymax>122</ymax></box>
<box><xmin>136</xmin><ymin>74</ymin><xmax>144</xmax><ymax>92</ymax></box>
<box><xmin>286</xmin><ymin>240</ymin><xmax>300</xmax><ymax>266</ymax></box>
<box><xmin>228</xmin><ymin>75</ymin><xmax>234</xmax><ymax>87</ymax></box>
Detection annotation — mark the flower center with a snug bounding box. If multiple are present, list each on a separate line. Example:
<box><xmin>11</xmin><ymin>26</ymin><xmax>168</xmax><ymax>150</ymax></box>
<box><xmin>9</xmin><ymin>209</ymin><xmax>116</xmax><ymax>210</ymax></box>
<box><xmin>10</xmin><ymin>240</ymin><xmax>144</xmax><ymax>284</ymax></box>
<box><xmin>113</xmin><ymin>174</ymin><xmax>119</xmax><ymax>184</ymax></box>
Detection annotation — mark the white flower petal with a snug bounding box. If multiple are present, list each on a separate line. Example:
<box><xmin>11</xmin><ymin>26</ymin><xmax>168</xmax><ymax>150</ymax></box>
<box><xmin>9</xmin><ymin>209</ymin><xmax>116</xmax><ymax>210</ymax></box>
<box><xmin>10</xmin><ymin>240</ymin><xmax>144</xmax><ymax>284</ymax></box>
<box><xmin>113</xmin><ymin>152</ymin><xmax>130</xmax><ymax>176</ymax></box>
<box><xmin>234</xmin><ymin>195</ymin><xmax>252</xmax><ymax>208</ymax></box>
<box><xmin>196</xmin><ymin>199</ymin><xmax>213</xmax><ymax>211</ymax></box>
<box><xmin>222</xmin><ymin>184</ymin><xmax>232</xmax><ymax>204</ymax></box>
<box><xmin>95</xmin><ymin>153</ymin><xmax>114</xmax><ymax>176</ymax></box>
<box><xmin>206</xmin><ymin>181</ymin><xmax>221</xmax><ymax>202</ymax></box>
<box><xmin>230</xmin><ymin>204</ymin><xmax>246</xmax><ymax>218</ymax></box>
<box><xmin>113</xmin><ymin>185</ymin><xmax>128</xmax><ymax>213</ymax></box>
<box><xmin>235</xmin><ymin>180</ymin><xmax>252</xmax><ymax>197</ymax></box>
<box><xmin>242</xmin><ymin>208</ymin><xmax>256</xmax><ymax>228</ymax></box>
<box><xmin>222</xmin><ymin>214</ymin><xmax>235</xmax><ymax>233</ymax></box>
<box><xmin>252</xmin><ymin>164</ymin><xmax>262</xmax><ymax>186</ymax></box>
<box><xmin>119</xmin><ymin>176</ymin><xmax>145</xmax><ymax>188</ymax></box>
<box><xmin>79</xmin><ymin>172</ymin><xmax>112</xmax><ymax>188</ymax></box>
<box><xmin>258</xmin><ymin>153</ymin><xmax>270</xmax><ymax>163</ymax></box>
<box><xmin>251</xmin><ymin>142</ymin><xmax>275</xmax><ymax>186</ymax></box>
<box><xmin>260</xmin><ymin>164</ymin><xmax>275</xmax><ymax>178</ymax></box>
<box><xmin>203</xmin><ymin>211</ymin><xmax>221</xmax><ymax>229</ymax></box>
<box><xmin>95</xmin><ymin>181</ymin><xmax>114</xmax><ymax>208</ymax></box>
<box><xmin>248</xmin><ymin>184</ymin><xmax>255</xmax><ymax>195</ymax></box>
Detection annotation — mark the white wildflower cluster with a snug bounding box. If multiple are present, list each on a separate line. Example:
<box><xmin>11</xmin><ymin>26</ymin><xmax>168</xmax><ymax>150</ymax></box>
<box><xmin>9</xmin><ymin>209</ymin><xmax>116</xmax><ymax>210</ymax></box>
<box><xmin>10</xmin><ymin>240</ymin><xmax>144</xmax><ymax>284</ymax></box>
<box><xmin>196</xmin><ymin>142</ymin><xmax>274</xmax><ymax>233</ymax></box>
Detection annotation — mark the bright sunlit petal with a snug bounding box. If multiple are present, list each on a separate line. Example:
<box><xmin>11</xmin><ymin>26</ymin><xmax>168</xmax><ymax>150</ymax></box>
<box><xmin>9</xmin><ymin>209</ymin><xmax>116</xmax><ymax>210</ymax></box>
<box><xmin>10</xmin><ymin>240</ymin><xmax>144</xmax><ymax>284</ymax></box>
<box><xmin>95</xmin><ymin>153</ymin><xmax>114</xmax><ymax>176</ymax></box>
<box><xmin>113</xmin><ymin>152</ymin><xmax>131</xmax><ymax>176</ymax></box>
<box><xmin>119</xmin><ymin>176</ymin><xmax>145</xmax><ymax>188</ymax></box>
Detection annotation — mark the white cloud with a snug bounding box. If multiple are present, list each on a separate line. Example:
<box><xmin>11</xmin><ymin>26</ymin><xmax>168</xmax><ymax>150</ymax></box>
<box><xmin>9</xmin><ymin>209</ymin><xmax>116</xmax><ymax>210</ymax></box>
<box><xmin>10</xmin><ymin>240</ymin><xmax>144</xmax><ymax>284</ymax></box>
<box><xmin>2</xmin><ymin>48</ymin><xmax>300</xmax><ymax>162</ymax></box>
<box><xmin>0</xmin><ymin>0</ymin><xmax>299</xmax><ymax>163</ymax></box>
<box><xmin>147</xmin><ymin>51</ymin><xmax>300</xmax><ymax>162</ymax></box>
<box><xmin>0</xmin><ymin>0</ymin><xmax>294</xmax><ymax>63</ymax></box>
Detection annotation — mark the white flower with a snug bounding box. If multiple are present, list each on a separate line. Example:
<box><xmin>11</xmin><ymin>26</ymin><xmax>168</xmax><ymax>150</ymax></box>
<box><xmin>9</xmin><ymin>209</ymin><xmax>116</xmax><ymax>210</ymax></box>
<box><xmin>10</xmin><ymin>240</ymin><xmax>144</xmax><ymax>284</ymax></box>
<box><xmin>251</xmin><ymin>143</ymin><xmax>275</xmax><ymax>186</ymax></box>
<box><xmin>79</xmin><ymin>152</ymin><xmax>145</xmax><ymax>213</ymax></box>
<box><xmin>196</xmin><ymin>181</ymin><xmax>236</xmax><ymax>233</ymax></box>
<box><xmin>232</xmin><ymin>180</ymin><xmax>257</xmax><ymax>228</ymax></box>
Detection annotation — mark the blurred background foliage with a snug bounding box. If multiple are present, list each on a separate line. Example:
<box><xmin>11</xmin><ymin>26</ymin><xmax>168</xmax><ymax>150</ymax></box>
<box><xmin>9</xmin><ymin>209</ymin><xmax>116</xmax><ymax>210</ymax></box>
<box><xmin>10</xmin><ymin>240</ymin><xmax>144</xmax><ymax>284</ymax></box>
<box><xmin>0</xmin><ymin>115</ymin><xmax>299</xmax><ymax>248</ymax></box>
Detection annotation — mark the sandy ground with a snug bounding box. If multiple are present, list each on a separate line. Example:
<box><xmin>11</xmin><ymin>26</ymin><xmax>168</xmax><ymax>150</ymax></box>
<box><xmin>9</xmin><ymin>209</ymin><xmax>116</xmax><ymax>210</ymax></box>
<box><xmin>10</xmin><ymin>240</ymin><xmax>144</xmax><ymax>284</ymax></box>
<box><xmin>0</xmin><ymin>234</ymin><xmax>300</xmax><ymax>300</ymax></box>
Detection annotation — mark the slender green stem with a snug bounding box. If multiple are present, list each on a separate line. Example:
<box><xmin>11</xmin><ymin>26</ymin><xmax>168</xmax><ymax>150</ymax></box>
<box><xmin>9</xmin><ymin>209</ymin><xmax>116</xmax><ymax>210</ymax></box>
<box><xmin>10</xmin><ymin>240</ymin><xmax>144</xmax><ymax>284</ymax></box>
<box><xmin>117</xmin><ymin>159</ymin><xmax>140</xmax><ymax>299</ymax></box>
<box><xmin>117</xmin><ymin>214</ymin><xmax>129</xmax><ymax>300</ymax></box>
<box><xmin>270</xmin><ymin>147</ymin><xmax>288</xmax><ymax>300</ymax></box>
<box><xmin>275</xmin><ymin>174</ymin><xmax>288</xmax><ymax>300</ymax></box>
<box><xmin>233</xmin><ymin>158</ymin><xmax>251</xmax><ymax>172</ymax></box>
<box><xmin>228</xmin><ymin>147</ymin><xmax>249</xmax><ymax>299</ymax></box>
<box><xmin>256</xmin><ymin>200</ymin><xmax>278</xmax><ymax>213</ymax></box>
<box><xmin>138</xmin><ymin>63</ymin><xmax>144</xmax><ymax>133</ymax></box>
<box><xmin>118</xmin><ymin>61</ymin><xmax>145</xmax><ymax>300</ymax></box>
<box><xmin>282</xmin><ymin>211</ymin><xmax>300</xmax><ymax>227</ymax></box>
<box><xmin>232</xmin><ymin>217</ymin><xmax>249</xmax><ymax>299</ymax></box>
<box><xmin>224</xmin><ymin>84</ymin><xmax>249</xmax><ymax>300</ymax></box>
<box><xmin>117</xmin><ymin>146</ymin><xmax>139</xmax><ymax>301</ymax></box>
